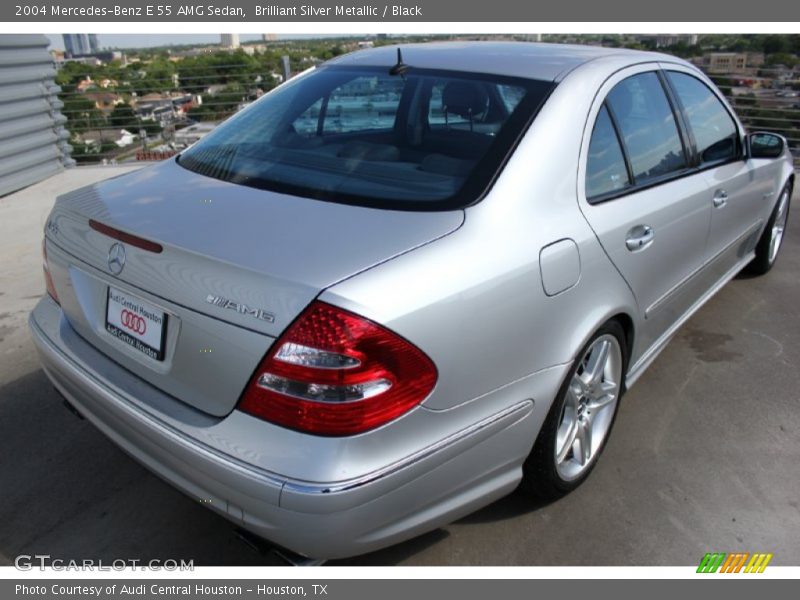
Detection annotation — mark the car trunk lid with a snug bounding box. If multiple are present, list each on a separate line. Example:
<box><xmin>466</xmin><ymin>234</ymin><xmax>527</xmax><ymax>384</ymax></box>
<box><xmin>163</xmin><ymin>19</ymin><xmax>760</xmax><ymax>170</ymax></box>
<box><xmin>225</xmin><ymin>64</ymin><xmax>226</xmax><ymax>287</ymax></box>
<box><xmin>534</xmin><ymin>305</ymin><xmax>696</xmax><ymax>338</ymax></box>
<box><xmin>45</xmin><ymin>160</ymin><xmax>463</xmax><ymax>416</ymax></box>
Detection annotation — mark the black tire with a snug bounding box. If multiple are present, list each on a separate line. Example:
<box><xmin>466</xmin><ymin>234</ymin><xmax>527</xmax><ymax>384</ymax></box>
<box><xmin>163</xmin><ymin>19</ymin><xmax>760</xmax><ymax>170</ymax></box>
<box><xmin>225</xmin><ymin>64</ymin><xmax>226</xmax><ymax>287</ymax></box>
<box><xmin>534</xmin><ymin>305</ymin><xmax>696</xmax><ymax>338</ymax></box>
<box><xmin>744</xmin><ymin>181</ymin><xmax>792</xmax><ymax>276</ymax></box>
<box><xmin>520</xmin><ymin>320</ymin><xmax>628</xmax><ymax>501</ymax></box>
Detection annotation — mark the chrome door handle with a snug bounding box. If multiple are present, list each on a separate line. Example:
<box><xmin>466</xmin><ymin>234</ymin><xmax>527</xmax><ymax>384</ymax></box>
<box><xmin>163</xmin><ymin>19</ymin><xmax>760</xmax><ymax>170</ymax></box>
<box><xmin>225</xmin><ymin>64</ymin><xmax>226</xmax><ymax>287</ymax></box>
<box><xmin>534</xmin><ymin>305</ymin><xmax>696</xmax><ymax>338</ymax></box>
<box><xmin>625</xmin><ymin>225</ymin><xmax>655</xmax><ymax>251</ymax></box>
<box><xmin>713</xmin><ymin>189</ymin><xmax>729</xmax><ymax>208</ymax></box>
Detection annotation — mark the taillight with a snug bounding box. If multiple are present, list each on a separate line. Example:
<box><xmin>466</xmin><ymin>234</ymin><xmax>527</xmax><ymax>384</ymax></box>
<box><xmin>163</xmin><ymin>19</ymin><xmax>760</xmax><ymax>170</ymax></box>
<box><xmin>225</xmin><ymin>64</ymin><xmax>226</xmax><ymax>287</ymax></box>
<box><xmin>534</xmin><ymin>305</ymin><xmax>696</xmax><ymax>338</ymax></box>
<box><xmin>42</xmin><ymin>240</ymin><xmax>59</xmax><ymax>305</ymax></box>
<box><xmin>238</xmin><ymin>301</ymin><xmax>437</xmax><ymax>436</ymax></box>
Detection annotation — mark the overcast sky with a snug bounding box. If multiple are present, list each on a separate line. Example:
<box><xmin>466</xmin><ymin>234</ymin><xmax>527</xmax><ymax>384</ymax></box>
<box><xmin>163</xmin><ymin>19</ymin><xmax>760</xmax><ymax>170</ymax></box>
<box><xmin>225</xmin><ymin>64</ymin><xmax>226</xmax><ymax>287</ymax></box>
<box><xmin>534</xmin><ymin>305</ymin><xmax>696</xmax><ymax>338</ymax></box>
<box><xmin>47</xmin><ymin>34</ymin><xmax>359</xmax><ymax>51</ymax></box>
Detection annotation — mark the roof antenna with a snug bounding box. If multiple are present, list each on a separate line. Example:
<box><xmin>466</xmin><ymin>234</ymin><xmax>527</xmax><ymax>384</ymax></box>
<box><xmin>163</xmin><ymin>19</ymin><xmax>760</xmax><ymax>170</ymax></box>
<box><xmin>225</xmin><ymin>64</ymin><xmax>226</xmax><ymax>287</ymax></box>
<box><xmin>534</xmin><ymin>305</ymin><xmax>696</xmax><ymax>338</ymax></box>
<box><xmin>389</xmin><ymin>48</ymin><xmax>409</xmax><ymax>78</ymax></box>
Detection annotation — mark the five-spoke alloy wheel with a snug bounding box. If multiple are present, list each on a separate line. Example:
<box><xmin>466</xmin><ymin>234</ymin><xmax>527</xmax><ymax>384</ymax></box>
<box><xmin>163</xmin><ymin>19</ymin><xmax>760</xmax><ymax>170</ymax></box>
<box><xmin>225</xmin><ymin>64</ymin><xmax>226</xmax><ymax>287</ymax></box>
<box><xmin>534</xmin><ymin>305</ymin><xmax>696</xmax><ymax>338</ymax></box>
<box><xmin>747</xmin><ymin>182</ymin><xmax>792</xmax><ymax>276</ymax></box>
<box><xmin>554</xmin><ymin>334</ymin><xmax>623</xmax><ymax>481</ymax></box>
<box><xmin>522</xmin><ymin>321</ymin><xmax>627</xmax><ymax>500</ymax></box>
<box><xmin>768</xmin><ymin>187</ymin><xmax>790</xmax><ymax>266</ymax></box>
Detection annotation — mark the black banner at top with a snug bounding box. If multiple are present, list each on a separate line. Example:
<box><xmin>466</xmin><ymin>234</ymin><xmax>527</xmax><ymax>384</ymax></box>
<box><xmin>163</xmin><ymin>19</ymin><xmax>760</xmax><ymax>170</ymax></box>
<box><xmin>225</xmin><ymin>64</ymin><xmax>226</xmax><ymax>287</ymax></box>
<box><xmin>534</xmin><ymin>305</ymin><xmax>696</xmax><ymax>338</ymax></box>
<box><xmin>4</xmin><ymin>0</ymin><xmax>800</xmax><ymax>22</ymax></box>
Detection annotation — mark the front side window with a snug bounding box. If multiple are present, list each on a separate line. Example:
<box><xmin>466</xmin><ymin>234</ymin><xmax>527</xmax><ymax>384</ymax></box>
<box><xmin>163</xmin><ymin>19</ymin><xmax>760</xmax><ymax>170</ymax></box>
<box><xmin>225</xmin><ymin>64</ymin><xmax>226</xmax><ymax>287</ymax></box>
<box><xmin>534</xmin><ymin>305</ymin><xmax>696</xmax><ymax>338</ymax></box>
<box><xmin>606</xmin><ymin>72</ymin><xmax>687</xmax><ymax>184</ymax></box>
<box><xmin>178</xmin><ymin>66</ymin><xmax>553</xmax><ymax>210</ymax></box>
<box><xmin>586</xmin><ymin>105</ymin><xmax>631</xmax><ymax>199</ymax></box>
<box><xmin>666</xmin><ymin>71</ymin><xmax>739</xmax><ymax>166</ymax></box>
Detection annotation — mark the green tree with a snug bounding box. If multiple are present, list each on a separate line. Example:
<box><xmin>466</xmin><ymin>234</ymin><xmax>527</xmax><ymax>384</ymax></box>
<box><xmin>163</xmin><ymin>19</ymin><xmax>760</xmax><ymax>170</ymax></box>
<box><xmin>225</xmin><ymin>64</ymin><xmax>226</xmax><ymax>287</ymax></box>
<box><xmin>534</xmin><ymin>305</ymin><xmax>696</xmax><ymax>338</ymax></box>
<box><xmin>108</xmin><ymin>104</ymin><xmax>138</xmax><ymax>129</ymax></box>
<box><xmin>765</xmin><ymin>53</ymin><xmax>799</xmax><ymax>68</ymax></box>
<box><xmin>178</xmin><ymin>50</ymin><xmax>260</xmax><ymax>93</ymax></box>
<box><xmin>762</xmin><ymin>35</ymin><xmax>791</xmax><ymax>55</ymax></box>
<box><xmin>62</xmin><ymin>95</ymin><xmax>103</xmax><ymax>133</ymax></box>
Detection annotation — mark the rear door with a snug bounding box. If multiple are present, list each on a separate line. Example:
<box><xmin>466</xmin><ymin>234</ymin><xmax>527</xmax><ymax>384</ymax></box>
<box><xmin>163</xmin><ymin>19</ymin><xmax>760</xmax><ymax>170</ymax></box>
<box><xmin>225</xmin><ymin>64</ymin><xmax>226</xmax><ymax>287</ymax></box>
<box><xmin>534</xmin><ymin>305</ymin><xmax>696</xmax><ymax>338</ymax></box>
<box><xmin>578</xmin><ymin>66</ymin><xmax>712</xmax><ymax>353</ymax></box>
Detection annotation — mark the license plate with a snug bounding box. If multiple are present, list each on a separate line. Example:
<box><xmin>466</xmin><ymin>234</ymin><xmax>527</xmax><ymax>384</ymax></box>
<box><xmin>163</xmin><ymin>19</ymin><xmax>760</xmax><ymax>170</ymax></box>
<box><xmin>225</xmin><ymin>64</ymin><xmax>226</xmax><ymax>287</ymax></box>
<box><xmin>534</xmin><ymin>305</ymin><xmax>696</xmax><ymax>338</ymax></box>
<box><xmin>105</xmin><ymin>286</ymin><xmax>167</xmax><ymax>361</ymax></box>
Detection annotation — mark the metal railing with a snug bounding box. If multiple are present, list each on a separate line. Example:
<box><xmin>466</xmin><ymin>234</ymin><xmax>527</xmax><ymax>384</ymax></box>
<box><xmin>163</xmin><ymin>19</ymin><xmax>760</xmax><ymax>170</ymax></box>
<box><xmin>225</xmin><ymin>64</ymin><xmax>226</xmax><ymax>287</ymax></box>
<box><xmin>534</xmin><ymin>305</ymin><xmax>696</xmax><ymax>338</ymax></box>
<box><xmin>709</xmin><ymin>71</ymin><xmax>800</xmax><ymax>168</ymax></box>
<box><xmin>55</xmin><ymin>60</ymin><xmax>800</xmax><ymax>168</ymax></box>
<box><xmin>55</xmin><ymin>63</ymin><xmax>267</xmax><ymax>163</ymax></box>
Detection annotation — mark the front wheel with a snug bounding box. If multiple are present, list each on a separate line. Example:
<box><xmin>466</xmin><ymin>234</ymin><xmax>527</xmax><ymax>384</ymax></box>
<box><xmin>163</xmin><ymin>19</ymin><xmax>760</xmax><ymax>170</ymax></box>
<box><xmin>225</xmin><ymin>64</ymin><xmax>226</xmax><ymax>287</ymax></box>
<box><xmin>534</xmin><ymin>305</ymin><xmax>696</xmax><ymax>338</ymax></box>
<box><xmin>745</xmin><ymin>182</ymin><xmax>791</xmax><ymax>276</ymax></box>
<box><xmin>521</xmin><ymin>321</ymin><xmax>627</xmax><ymax>500</ymax></box>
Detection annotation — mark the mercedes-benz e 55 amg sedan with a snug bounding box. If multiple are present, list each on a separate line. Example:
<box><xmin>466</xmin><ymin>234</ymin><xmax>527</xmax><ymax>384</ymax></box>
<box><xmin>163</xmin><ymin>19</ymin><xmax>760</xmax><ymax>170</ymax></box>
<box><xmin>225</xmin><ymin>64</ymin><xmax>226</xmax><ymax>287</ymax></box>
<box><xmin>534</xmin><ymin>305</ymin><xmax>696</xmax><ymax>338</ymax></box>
<box><xmin>29</xmin><ymin>42</ymin><xmax>794</xmax><ymax>560</ymax></box>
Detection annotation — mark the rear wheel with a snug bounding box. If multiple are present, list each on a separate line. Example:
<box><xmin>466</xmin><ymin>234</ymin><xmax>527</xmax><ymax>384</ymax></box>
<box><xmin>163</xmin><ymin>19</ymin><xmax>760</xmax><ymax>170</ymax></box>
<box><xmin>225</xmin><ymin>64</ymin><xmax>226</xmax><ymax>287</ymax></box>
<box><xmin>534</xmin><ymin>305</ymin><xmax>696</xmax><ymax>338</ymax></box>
<box><xmin>521</xmin><ymin>321</ymin><xmax>627</xmax><ymax>500</ymax></box>
<box><xmin>745</xmin><ymin>182</ymin><xmax>791</xmax><ymax>276</ymax></box>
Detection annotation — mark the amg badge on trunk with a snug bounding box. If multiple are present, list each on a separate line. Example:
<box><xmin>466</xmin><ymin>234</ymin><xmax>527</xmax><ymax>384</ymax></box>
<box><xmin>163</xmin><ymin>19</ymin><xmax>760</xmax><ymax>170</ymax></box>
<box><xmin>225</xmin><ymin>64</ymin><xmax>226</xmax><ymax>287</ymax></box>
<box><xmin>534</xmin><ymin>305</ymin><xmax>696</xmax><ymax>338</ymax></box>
<box><xmin>205</xmin><ymin>295</ymin><xmax>275</xmax><ymax>323</ymax></box>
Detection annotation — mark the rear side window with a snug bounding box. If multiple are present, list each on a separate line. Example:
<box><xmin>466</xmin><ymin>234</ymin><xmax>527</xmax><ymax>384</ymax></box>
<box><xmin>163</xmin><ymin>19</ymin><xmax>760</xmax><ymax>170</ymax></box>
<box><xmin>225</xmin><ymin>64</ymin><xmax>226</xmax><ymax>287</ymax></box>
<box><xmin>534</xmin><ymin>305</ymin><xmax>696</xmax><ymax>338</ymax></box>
<box><xmin>586</xmin><ymin>105</ymin><xmax>630</xmax><ymax>199</ymax></box>
<box><xmin>666</xmin><ymin>71</ymin><xmax>739</xmax><ymax>166</ymax></box>
<box><xmin>606</xmin><ymin>72</ymin><xmax>687</xmax><ymax>184</ymax></box>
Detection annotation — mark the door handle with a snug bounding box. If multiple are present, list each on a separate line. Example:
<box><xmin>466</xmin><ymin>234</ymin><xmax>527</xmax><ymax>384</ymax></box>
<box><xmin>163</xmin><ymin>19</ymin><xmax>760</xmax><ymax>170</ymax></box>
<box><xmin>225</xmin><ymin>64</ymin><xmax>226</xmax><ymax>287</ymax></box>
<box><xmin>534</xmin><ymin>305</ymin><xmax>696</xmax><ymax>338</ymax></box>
<box><xmin>713</xmin><ymin>189</ymin><xmax>729</xmax><ymax>208</ymax></box>
<box><xmin>625</xmin><ymin>225</ymin><xmax>655</xmax><ymax>252</ymax></box>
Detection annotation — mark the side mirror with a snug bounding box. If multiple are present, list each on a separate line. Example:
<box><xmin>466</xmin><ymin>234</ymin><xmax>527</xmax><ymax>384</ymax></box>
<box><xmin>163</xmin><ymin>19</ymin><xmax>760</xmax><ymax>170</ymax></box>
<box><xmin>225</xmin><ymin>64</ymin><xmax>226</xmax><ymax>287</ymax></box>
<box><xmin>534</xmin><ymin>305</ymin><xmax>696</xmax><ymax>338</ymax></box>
<box><xmin>748</xmin><ymin>132</ymin><xmax>785</xmax><ymax>159</ymax></box>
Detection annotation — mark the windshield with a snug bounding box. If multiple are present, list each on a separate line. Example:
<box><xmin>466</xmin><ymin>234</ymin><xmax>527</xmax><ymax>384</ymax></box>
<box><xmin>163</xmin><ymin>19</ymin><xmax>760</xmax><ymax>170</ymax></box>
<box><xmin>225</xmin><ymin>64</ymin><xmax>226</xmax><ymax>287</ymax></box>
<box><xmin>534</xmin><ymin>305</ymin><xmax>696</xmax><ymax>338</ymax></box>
<box><xmin>177</xmin><ymin>65</ymin><xmax>554</xmax><ymax>210</ymax></box>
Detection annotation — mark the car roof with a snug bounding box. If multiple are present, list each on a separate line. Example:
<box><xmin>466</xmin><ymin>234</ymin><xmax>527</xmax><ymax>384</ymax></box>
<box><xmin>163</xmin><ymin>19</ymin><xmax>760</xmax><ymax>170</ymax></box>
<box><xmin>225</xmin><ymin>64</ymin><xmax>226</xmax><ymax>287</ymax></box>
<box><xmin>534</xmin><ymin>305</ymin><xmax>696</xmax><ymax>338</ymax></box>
<box><xmin>325</xmin><ymin>41</ymin><xmax>676</xmax><ymax>82</ymax></box>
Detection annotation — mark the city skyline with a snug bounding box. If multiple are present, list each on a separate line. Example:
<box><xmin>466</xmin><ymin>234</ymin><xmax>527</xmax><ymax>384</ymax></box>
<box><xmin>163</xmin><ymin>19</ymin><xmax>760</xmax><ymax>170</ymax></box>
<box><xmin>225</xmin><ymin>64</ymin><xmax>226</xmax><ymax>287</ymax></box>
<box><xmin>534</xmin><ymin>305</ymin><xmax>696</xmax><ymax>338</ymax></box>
<box><xmin>62</xmin><ymin>33</ymin><xmax>99</xmax><ymax>57</ymax></box>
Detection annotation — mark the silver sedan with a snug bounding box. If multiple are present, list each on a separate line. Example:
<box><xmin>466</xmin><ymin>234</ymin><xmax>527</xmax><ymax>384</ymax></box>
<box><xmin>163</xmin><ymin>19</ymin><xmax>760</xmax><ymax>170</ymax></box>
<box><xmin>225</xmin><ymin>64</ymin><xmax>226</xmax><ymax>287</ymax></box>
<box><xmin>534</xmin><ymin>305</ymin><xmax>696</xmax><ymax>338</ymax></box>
<box><xmin>29</xmin><ymin>42</ymin><xmax>794</xmax><ymax>560</ymax></box>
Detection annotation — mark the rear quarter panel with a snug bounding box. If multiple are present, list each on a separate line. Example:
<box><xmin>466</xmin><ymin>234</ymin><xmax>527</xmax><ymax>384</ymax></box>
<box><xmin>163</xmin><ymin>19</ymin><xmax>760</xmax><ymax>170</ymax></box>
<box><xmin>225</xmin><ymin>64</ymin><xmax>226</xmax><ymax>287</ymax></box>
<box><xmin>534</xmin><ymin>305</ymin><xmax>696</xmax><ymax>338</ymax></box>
<box><xmin>322</xmin><ymin>63</ymin><xmax>642</xmax><ymax>412</ymax></box>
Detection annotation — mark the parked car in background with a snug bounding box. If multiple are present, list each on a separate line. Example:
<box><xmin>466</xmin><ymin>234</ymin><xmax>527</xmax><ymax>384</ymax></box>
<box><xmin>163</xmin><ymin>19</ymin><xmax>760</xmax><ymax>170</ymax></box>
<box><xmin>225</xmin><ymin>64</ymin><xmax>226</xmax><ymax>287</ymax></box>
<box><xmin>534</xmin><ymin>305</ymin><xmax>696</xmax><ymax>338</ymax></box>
<box><xmin>30</xmin><ymin>42</ymin><xmax>794</xmax><ymax>561</ymax></box>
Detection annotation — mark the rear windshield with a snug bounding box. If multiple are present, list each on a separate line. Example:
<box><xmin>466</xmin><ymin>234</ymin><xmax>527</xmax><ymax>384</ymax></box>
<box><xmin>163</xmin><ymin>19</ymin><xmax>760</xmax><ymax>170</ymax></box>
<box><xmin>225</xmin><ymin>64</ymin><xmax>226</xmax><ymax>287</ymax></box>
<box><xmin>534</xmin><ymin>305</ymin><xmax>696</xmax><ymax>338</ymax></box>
<box><xmin>177</xmin><ymin>65</ymin><xmax>554</xmax><ymax>211</ymax></box>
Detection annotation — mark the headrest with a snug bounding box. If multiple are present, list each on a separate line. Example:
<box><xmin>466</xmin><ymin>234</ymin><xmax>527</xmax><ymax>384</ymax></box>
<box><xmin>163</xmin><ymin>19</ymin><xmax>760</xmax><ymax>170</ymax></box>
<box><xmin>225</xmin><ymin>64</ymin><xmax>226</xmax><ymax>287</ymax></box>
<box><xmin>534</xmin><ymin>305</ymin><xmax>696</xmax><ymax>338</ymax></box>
<box><xmin>442</xmin><ymin>82</ymin><xmax>488</xmax><ymax>119</ymax></box>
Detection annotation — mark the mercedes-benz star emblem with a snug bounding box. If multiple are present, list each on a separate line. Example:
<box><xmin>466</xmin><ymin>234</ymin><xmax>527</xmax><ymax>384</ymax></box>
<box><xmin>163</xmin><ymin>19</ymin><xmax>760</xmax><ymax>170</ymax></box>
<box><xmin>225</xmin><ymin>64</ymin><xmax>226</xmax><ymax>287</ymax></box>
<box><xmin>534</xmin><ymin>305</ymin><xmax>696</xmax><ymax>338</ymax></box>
<box><xmin>107</xmin><ymin>243</ymin><xmax>126</xmax><ymax>275</ymax></box>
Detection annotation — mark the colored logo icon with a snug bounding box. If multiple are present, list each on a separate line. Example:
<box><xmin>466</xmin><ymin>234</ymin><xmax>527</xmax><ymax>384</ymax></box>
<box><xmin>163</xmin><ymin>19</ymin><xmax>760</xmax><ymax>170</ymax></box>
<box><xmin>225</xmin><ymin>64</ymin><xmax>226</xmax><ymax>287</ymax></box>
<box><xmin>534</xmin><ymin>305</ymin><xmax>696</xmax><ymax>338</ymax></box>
<box><xmin>121</xmin><ymin>309</ymin><xmax>147</xmax><ymax>335</ymax></box>
<box><xmin>697</xmin><ymin>552</ymin><xmax>773</xmax><ymax>573</ymax></box>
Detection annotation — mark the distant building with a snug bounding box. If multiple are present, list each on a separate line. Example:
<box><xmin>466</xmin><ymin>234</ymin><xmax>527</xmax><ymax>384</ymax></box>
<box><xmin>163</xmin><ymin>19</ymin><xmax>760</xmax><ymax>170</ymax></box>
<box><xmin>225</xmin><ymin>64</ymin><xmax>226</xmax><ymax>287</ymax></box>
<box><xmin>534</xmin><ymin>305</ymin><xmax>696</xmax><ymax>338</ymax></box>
<box><xmin>707</xmin><ymin>52</ymin><xmax>765</xmax><ymax>75</ymax></box>
<box><xmin>63</xmin><ymin>34</ymin><xmax>92</xmax><ymax>58</ymax></box>
<box><xmin>639</xmin><ymin>34</ymin><xmax>699</xmax><ymax>48</ymax></box>
<box><xmin>205</xmin><ymin>84</ymin><xmax>227</xmax><ymax>95</ymax></box>
<box><xmin>62</xmin><ymin>34</ymin><xmax>122</xmax><ymax>64</ymax></box>
<box><xmin>262</xmin><ymin>34</ymin><xmax>278</xmax><ymax>42</ymax></box>
<box><xmin>174</xmin><ymin>122</ymin><xmax>217</xmax><ymax>148</ymax></box>
<box><xmin>115</xmin><ymin>129</ymin><xmax>137</xmax><ymax>148</ymax></box>
<box><xmin>76</xmin><ymin>77</ymin><xmax>118</xmax><ymax>91</ymax></box>
<box><xmin>83</xmin><ymin>91</ymin><xmax>124</xmax><ymax>113</ymax></box>
<box><xmin>76</xmin><ymin>78</ymin><xmax>96</xmax><ymax>92</ymax></box>
<box><xmin>132</xmin><ymin>92</ymin><xmax>196</xmax><ymax>121</ymax></box>
<box><xmin>221</xmin><ymin>34</ymin><xmax>240</xmax><ymax>49</ymax></box>
<box><xmin>63</xmin><ymin>56</ymin><xmax>103</xmax><ymax>67</ymax></box>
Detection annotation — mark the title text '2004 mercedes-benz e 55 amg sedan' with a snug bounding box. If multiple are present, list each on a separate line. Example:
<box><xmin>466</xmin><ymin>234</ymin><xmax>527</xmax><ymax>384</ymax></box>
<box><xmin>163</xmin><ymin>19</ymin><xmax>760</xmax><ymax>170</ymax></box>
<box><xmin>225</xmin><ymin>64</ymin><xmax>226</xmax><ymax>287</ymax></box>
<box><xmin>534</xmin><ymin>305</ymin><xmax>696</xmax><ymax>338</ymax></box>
<box><xmin>29</xmin><ymin>42</ymin><xmax>794</xmax><ymax>560</ymax></box>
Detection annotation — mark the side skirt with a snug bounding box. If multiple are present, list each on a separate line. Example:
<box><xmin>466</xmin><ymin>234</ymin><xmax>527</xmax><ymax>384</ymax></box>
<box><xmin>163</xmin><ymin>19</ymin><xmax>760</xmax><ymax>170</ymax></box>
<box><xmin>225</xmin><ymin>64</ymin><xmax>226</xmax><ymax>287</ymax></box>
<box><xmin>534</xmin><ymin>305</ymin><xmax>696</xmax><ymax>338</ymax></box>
<box><xmin>625</xmin><ymin>250</ymin><xmax>755</xmax><ymax>390</ymax></box>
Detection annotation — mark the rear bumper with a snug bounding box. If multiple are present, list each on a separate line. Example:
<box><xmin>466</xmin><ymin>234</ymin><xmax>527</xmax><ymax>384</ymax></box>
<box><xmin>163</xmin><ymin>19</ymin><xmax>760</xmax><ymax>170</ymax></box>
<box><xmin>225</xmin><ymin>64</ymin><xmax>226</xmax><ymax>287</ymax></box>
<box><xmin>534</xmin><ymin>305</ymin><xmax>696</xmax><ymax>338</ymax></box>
<box><xmin>29</xmin><ymin>296</ymin><xmax>561</xmax><ymax>559</ymax></box>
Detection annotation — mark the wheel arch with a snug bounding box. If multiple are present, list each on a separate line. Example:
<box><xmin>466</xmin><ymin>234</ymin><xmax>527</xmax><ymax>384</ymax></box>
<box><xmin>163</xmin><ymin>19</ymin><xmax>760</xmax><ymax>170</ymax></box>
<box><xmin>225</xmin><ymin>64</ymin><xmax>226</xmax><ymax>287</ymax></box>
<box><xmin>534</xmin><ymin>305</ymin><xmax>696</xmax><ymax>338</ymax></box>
<box><xmin>564</xmin><ymin>307</ymin><xmax>637</xmax><ymax>395</ymax></box>
<box><xmin>609</xmin><ymin>311</ymin><xmax>635</xmax><ymax>377</ymax></box>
